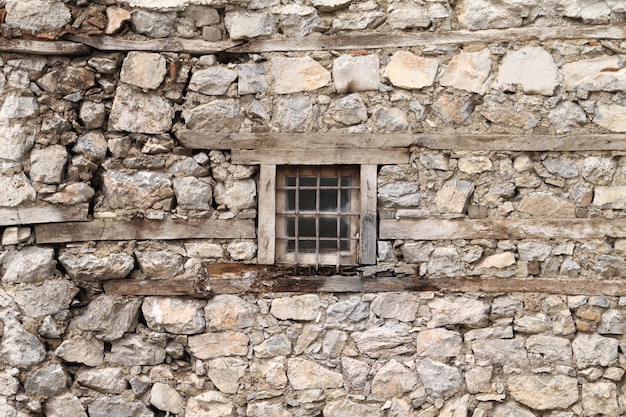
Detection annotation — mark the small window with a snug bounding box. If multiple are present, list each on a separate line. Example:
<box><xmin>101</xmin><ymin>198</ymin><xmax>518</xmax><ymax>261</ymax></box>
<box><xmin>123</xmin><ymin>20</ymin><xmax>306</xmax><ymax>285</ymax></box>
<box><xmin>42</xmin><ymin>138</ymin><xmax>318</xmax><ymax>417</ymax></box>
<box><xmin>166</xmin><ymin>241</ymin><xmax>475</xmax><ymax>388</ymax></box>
<box><xmin>275</xmin><ymin>166</ymin><xmax>360</xmax><ymax>267</ymax></box>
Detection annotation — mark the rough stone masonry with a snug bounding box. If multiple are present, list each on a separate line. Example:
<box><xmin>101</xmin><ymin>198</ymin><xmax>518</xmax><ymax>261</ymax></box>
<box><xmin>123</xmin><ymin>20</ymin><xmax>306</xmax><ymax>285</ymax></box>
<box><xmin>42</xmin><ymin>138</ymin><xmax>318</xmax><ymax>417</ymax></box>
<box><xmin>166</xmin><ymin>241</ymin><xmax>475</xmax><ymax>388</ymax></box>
<box><xmin>1</xmin><ymin>0</ymin><xmax>626</xmax><ymax>416</ymax></box>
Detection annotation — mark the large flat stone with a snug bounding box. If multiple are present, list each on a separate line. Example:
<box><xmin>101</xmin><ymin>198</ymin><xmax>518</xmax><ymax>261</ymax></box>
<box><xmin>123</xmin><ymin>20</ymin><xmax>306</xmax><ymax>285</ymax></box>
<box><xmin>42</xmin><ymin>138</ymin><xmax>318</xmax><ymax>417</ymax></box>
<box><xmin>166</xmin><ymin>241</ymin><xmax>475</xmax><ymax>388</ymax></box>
<box><xmin>287</xmin><ymin>358</ymin><xmax>343</xmax><ymax>390</ymax></box>
<box><xmin>333</xmin><ymin>54</ymin><xmax>380</xmax><ymax>93</ymax></box>
<box><xmin>563</xmin><ymin>56</ymin><xmax>626</xmax><ymax>92</ymax></box>
<box><xmin>494</xmin><ymin>46</ymin><xmax>558</xmax><ymax>95</ymax></box>
<box><xmin>188</xmin><ymin>332</ymin><xmax>248</xmax><ymax>359</ymax></box>
<box><xmin>109</xmin><ymin>86</ymin><xmax>173</xmax><ymax>134</ymax></box>
<box><xmin>595</xmin><ymin>103</ymin><xmax>626</xmax><ymax>132</ymax></box>
<box><xmin>142</xmin><ymin>297</ymin><xmax>206</xmax><ymax>334</ymax></box>
<box><xmin>272</xmin><ymin>57</ymin><xmax>331</xmax><ymax>94</ymax></box>
<box><xmin>440</xmin><ymin>49</ymin><xmax>492</xmax><ymax>94</ymax></box>
<box><xmin>384</xmin><ymin>51</ymin><xmax>438</xmax><ymax>90</ymax></box>
<box><xmin>120</xmin><ymin>52</ymin><xmax>167</xmax><ymax>90</ymax></box>
<box><xmin>508</xmin><ymin>374</ymin><xmax>579</xmax><ymax>411</ymax></box>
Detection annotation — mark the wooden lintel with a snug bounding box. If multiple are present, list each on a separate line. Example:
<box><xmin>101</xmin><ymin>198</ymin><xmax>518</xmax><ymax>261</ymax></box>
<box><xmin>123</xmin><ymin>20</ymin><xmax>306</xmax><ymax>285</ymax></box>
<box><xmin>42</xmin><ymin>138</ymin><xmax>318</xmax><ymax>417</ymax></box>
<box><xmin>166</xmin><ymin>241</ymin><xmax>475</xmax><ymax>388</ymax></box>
<box><xmin>177</xmin><ymin>131</ymin><xmax>626</xmax><ymax>152</ymax></box>
<box><xmin>232</xmin><ymin>148</ymin><xmax>409</xmax><ymax>165</ymax></box>
<box><xmin>104</xmin><ymin>276</ymin><xmax>626</xmax><ymax>297</ymax></box>
<box><xmin>380</xmin><ymin>218</ymin><xmax>626</xmax><ymax>241</ymax></box>
<box><xmin>0</xmin><ymin>38</ymin><xmax>91</xmax><ymax>55</ymax></box>
<box><xmin>0</xmin><ymin>204</ymin><xmax>89</xmax><ymax>227</ymax></box>
<box><xmin>227</xmin><ymin>25</ymin><xmax>626</xmax><ymax>53</ymax></box>
<box><xmin>66</xmin><ymin>34</ymin><xmax>242</xmax><ymax>54</ymax></box>
<box><xmin>35</xmin><ymin>218</ymin><xmax>255</xmax><ymax>243</ymax></box>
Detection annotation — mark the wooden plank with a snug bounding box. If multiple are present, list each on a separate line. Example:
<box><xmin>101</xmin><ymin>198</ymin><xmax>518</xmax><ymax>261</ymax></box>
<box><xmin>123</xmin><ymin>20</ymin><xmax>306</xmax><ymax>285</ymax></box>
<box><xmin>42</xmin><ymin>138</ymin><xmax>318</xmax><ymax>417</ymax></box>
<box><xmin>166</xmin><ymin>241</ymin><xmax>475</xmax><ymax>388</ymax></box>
<box><xmin>35</xmin><ymin>218</ymin><xmax>255</xmax><ymax>243</ymax></box>
<box><xmin>359</xmin><ymin>165</ymin><xmax>377</xmax><ymax>265</ymax></box>
<box><xmin>0</xmin><ymin>204</ymin><xmax>89</xmax><ymax>226</ymax></box>
<box><xmin>177</xmin><ymin>131</ymin><xmax>626</xmax><ymax>152</ymax></box>
<box><xmin>66</xmin><ymin>34</ymin><xmax>242</xmax><ymax>54</ymax></box>
<box><xmin>380</xmin><ymin>218</ymin><xmax>626</xmax><ymax>240</ymax></box>
<box><xmin>257</xmin><ymin>165</ymin><xmax>276</xmax><ymax>265</ymax></box>
<box><xmin>228</xmin><ymin>25</ymin><xmax>626</xmax><ymax>53</ymax></box>
<box><xmin>232</xmin><ymin>149</ymin><xmax>409</xmax><ymax>165</ymax></box>
<box><xmin>104</xmin><ymin>276</ymin><xmax>626</xmax><ymax>297</ymax></box>
<box><xmin>0</xmin><ymin>38</ymin><xmax>91</xmax><ymax>55</ymax></box>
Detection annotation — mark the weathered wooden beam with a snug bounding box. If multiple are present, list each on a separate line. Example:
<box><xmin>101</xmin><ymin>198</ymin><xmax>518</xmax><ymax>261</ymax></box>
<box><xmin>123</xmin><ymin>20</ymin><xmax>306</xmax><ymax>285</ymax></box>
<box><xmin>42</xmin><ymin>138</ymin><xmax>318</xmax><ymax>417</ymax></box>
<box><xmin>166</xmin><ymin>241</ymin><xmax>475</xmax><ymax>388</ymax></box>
<box><xmin>0</xmin><ymin>204</ymin><xmax>89</xmax><ymax>227</ymax></box>
<box><xmin>35</xmin><ymin>218</ymin><xmax>255</xmax><ymax>243</ymax></box>
<box><xmin>0</xmin><ymin>38</ymin><xmax>91</xmax><ymax>55</ymax></box>
<box><xmin>176</xmin><ymin>131</ymin><xmax>626</xmax><ymax>152</ymax></box>
<box><xmin>232</xmin><ymin>149</ymin><xmax>409</xmax><ymax>165</ymax></box>
<box><xmin>66</xmin><ymin>34</ymin><xmax>242</xmax><ymax>54</ymax></box>
<box><xmin>104</xmin><ymin>276</ymin><xmax>626</xmax><ymax>297</ymax></box>
<box><xmin>228</xmin><ymin>25</ymin><xmax>626</xmax><ymax>53</ymax></box>
<box><xmin>380</xmin><ymin>218</ymin><xmax>626</xmax><ymax>240</ymax></box>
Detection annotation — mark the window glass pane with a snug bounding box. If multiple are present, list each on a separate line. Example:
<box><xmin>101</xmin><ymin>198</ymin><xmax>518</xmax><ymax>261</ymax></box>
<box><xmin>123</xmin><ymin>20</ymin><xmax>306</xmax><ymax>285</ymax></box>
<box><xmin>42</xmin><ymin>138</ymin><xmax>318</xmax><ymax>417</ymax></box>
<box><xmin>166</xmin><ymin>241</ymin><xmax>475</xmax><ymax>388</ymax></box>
<box><xmin>319</xmin><ymin>218</ymin><xmax>338</xmax><ymax>238</ymax></box>
<box><xmin>339</xmin><ymin>239</ymin><xmax>350</xmax><ymax>251</ymax></box>
<box><xmin>320</xmin><ymin>239</ymin><xmax>337</xmax><ymax>250</ymax></box>
<box><xmin>340</xmin><ymin>218</ymin><xmax>350</xmax><ymax>237</ymax></box>
<box><xmin>286</xmin><ymin>190</ymin><xmax>295</xmax><ymax>211</ymax></box>
<box><xmin>300</xmin><ymin>239</ymin><xmax>316</xmax><ymax>251</ymax></box>
<box><xmin>341</xmin><ymin>176</ymin><xmax>351</xmax><ymax>187</ymax></box>
<box><xmin>286</xmin><ymin>217</ymin><xmax>295</xmax><ymax>237</ymax></box>
<box><xmin>319</xmin><ymin>189</ymin><xmax>338</xmax><ymax>211</ymax></box>
<box><xmin>340</xmin><ymin>189</ymin><xmax>350</xmax><ymax>211</ymax></box>
<box><xmin>300</xmin><ymin>176</ymin><xmax>316</xmax><ymax>186</ymax></box>
<box><xmin>299</xmin><ymin>190</ymin><xmax>316</xmax><ymax>211</ymax></box>
<box><xmin>298</xmin><ymin>218</ymin><xmax>316</xmax><ymax>237</ymax></box>
<box><xmin>286</xmin><ymin>176</ymin><xmax>296</xmax><ymax>187</ymax></box>
<box><xmin>320</xmin><ymin>177</ymin><xmax>337</xmax><ymax>186</ymax></box>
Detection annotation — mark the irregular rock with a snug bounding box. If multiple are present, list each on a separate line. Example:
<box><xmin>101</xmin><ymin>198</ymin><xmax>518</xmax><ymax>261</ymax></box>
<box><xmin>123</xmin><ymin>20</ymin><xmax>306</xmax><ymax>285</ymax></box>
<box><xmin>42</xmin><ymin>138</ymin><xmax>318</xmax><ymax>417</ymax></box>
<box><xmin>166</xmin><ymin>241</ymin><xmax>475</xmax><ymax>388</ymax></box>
<box><xmin>0</xmin><ymin>94</ymin><xmax>39</xmax><ymax>120</ymax></box>
<box><xmin>476</xmin><ymin>252</ymin><xmax>516</xmax><ymax>269</ymax></box>
<box><xmin>341</xmin><ymin>356</ymin><xmax>370</xmax><ymax>391</ymax></box>
<box><xmin>508</xmin><ymin>374</ymin><xmax>579</xmax><ymax>411</ymax></box>
<box><xmin>120</xmin><ymin>52</ymin><xmax>167</xmax><ymax>90</ymax></box>
<box><xmin>458</xmin><ymin>156</ymin><xmax>493</xmax><ymax>174</ymax></box>
<box><xmin>582</xmin><ymin>382</ymin><xmax>620</xmax><ymax>417</ymax></box>
<box><xmin>526</xmin><ymin>335</ymin><xmax>572</xmax><ymax>366</ymax></box>
<box><xmin>24</xmin><ymin>363</ymin><xmax>68</xmax><ymax>396</ymax></box>
<box><xmin>2</xmin><ymin>247</ymin><xmax>55</xmax><ymax>284</ymax></box>
<box><xmin>0</xmin><ymin>319</ymin><xmax>46</xmax><ymax>368</ymax></box>
<box><xmin>373</xmin><ymin>107</ymin><xmax>409</xmax><ymax>131</ymax></box>
<box><xmin>0</xmin><ymin>174</ymin><xmax>36</xmax><ymax>207</ymax></box>
<box><xmin>150</xmin><ymin>382</ymin><xmax>184</xmax><ymax>414</ymax></box>
<box><xmin>186</xmin><ymin>391</ymin><xmax>233</xmax><ymax>417</ymax></box>
<box><xmin>189</xmin><ymin>66</ymin><xmax>238</xmax><ymax>95</ymax></box>
<box><xmin>352</xmin><ymin>322</ymin><xmax>415</xmax><ymax>358</ymax></box>
<box><xmin>135</xmin><ymin>250</ymin><xmax>183</xmax><ymax>278</ymax></box>
<box><xmin>109</xmin><ymin>86</ymin><xmax>173</xmax><ymax>134</ymax></box>
<box><xmin>455</xmin><ymin>0</ymin><xmax>524</xmax><ymax>29</ymax></box>
<box><xmin>415</xmin><ymin>328</ymin><xmax>463</xmax><ymax>357</ymax></box>
<box><xmin>247</xmin><ymin>401</ymin><xmax>292</xmax><ymax>417</ymax></box>
<box><xmin>323</xmin><ymin>399</ymin><xmax>382</xmax><ymax>417</ymax></box>
<box><xmin>563</xmin><ymin>56</ymin><xmax>626</xmax><ymax>93</ymax></box>
<box><xmin>572</xmin><ymin>333</ymin><xmax>619</xmax><ymax>368</ymax></box>
<box><xmin>102</xmin><ymin>170</ymin><xmax>173</xmax><ymax>210</ymax></box>
<box><xmin>237</xmin><ymin>63</ymin><xmax>269</xmax><ymax>95</ymax></box>
<box><xmin>207</xmin><ymin>357</ymin><xmax>247</xmax><ymax>393</ymax></box>
<box><xmin>440</xmin><ymin>49</ymin><xmax>492</xmax><ymax>94</ymax></box>
<box><xmin>465</xmin><ymin>366</ymin><xmax>492</xmax><ymax>394</ymax></box>
<box><xmin>182</xmin><ymin>99</ymin><xmax>244</xmax><ymax>132</ymax></box>
<box><xmin>432</xmin><ymin>94</ymin><xmax>475</xmax><ymax>125</ymax></box>
<box><xmin>433</xmin><ymin>179</ymin><xmax>474</xmax><ymax>214</ymax></box>
<box><xmin>333</xmin><ymin>54</ymin><xmax>380</xmax><ymax>93</ymax></box>
<box><xmin>88</xmin><ymin>396</ymin><xmax>154</xmax><ymax>417</ymax></box>
<box><xmin>280</xmin><ymin>4</ymin><xmax>322</xmax><ymax>37</ymax></box>
<box><xmin>592</xmin><ymin>186</ymin><xmax>626</xmax><ymax>209</ymax></box>
<box><xmin>517</xmin><ymin>192</ymin><xmax>576</xmax><ymax>218</ymax></box>
<box><xmin>427</xmin><ymin>247</ymin><xmax>461</xmax><ymax>277</ymax></box>
<box><xmin>492</xmin><ymin>402</ymin><xmax>536</xmax><ymax>417</ymax></box>
<box><xmin>385</xmin><ymin>52</ymin><xmax>438</xmax><ymax>90</ymax></box>
<box><xmin>29</xmin><ymin>145</ymin><xmax>67</xmax><ymax>184</ymax></box>
<box><xmin>542</xmin><ymin>157</ymin><xmax>579</xmax><ymax>178</ymax></box>
<box><xmin>582</xmin><ymin>156</ymin><xmax>616</xmax><ymax>185</ymax></box>
<box><xmin>599</xmin><ymin>309</ymin><xmax>626</xmax><ymax>334</ymax></box>
<box><xmin>271</xmin><ymin>95</ymin><xmax>314</xmax><ymax>133</ymax></box>
<box><xmin>495</xmin><ymin>46</ymin><xmax>558</xmax><ymax>95</ymax></box>
<box><xmin>332</xmin><ymin>11</ymin><xmax>384</xmax><ymax>31</ymax></box>
<box><xmin>287</xmin><ymin>358</ymin><xmax>343</xmax><ymax>390</ymax></box>
<box><xmin>254</xmin><ymin>333</ymin><xmax>291</xmax><ymax>358</ymax></box>
<box><xmin>378</xmin><ymin>182</ymin><xmax>420</xmax><ymax>207</ymax></box>
<box><xmin>106</xmin><ymin>6</ymin><xmax>132</xmax><ymax>34</ymax></box>
<box><xmin>55</xmin><ymin>336</ymin><xmax>104</xmax><ymax>367</ymax></box>
<box><xmin>0</xmin><ymin>370</ymin><xmax>19</xmax><ymax>396</ymax></box>
<box><xmin>401</xmin><ymin>242</ymin><xmax>434</xmax><ymax>263</ymax></box>
<box><xmin>142</xmin><ymin>297</ymin><xmax>205</xmax><ymax>334</ymax></box>
<box><xmin>227</xmin><ymin>241</ymin><xmax>257</xmax><ymax>261</ymax></box>
<box><xmin>388</xmin><ymin>6</ymin><xmax>430</xmax><ymax>29</ymax></box>
<box><xmin>132</xmin><ymin>9</ymin><xmax>175</xmax><ymax>37</ymax></box>
<box><xmin>45</xmin><ymin>183</ymin><xmax>95</xmax><ymax>205</ymax></box>
<box><xmin>310</xmin><ymin>0</ymin><xmax>351</xmax><ymax>12</ymax></box>
<box><xmin>548</xmin><ymin>101</ymin><xmax>588</xmax><ymax>133</ymax></box>
<box><xmin>37</xmin><ymin>67</ymin><xmax>95</xmax><ymax>95</ymax></box>
<box><xmin>328</xmin><ymin>93</ymin><xmax>368</xmax><ymax>126</ymax></box>
<box><xmin>5</xmin><ymin>0</ymin><xmax>71</xmax><ymax>32</ymax></box>
<box><xmin>188</xmin><ymin>332</ymin><xmax>248</xmax><ymax>359</ymax></box>
<box><xmin>270</xmin><ymin>295</ymin><xmax>320</xmax><ymax>321</ymax></box>
<box><xmin>416</xmin><ymin>358</ymin><xmax>463</xmax><ymax>399</ymax></box>
<box><xmin>107</xmin><ymin>334</ymin><xmax>166</xmax><ymax>366</ymax></box>
<box><xmin>272</xmin><ymin>57</ymin><xmax>330</xmax><ymax>94</ymax></box>
<box><xmin>70</xmin><ymin>295</ymin><xmax>142</xmax><ymax>340</ymax></box>
<box><xmin>480</xmin><ymin>95</ymin><xmax>540</xmax><ymax>129</ymax></box>
<box><xmin>518</xmin><ymin>242</ymin><xmax>552</xmax><ymax>262</ymax></box>
<box><xmin>45</xmin><ymin>393</ymin><xmax>87</xmax><ymax>417</ymax></box>
<box><xmin>75</xmin><ymin>368</ymin><xmax>127</xmax><ymax>394</ymax></box>
<box><xmin>327</xmin><ymin>300</ymin><xmax>369</xmax><ymax>326</ymax></box>
<box><xmin>0</xmin><ymin>123</ymin><xmax>35</xmax><ymax>162</ymax></box>
<box><xmin>59</xmin><ymin>252</ymin><xmax>134</xmax><ymax>281</ymax></box>
<box><xmin>595</xmin><ymin>103</ymin><xmax>626</xmax><ymax>132</ymax></box>
<box><xmin>428</xmin><ymin>297</ymin><xmax>489</xmax><ymax>329</ymax></box>
<box><xmin>472</xmin><ymin>339</ymin><xmax>529</xmax><ymax>368</ymax></box>
<box><xmin>370</xmin><ymin>292</ymin><xmax>419</xmax><ymax>322</ymax></box>
<box><xmin>371</xmin><ymin>359</ymin><xmax>417</xmax><ymax>396</ymax></box>
<box><xmin>205</xmin><ymin>295</ymin><xmax>255</xmax><ymax>330</ymax></box>
<box><xmin>224</xmin><ymin>11</ymin><xmax>276</xmax><ymax>39</ymax></box>
<box><xmin>9</xmin><ymin>279</ymin><xmax>77</xmax><ymax>318</ymax></box>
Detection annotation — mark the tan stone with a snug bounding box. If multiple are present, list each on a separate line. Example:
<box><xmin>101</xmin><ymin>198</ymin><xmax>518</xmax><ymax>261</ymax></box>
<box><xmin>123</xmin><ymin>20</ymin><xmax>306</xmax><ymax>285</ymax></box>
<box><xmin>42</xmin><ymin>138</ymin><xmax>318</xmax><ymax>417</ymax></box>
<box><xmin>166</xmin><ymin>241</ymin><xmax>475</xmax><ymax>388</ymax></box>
<box><xmin>440</xmin><ymin>48</ymin><xmax>492</xmax><ymax>94</ymax></box>
<box><xmin>508</xmin><ymin>374</ymin><xmax>579</xmax><ymax>410</ymax></box>
<box><xmin>188</xmin><ymin>332</ymin><xmax>249</xmax><ymax>359</ymax></box>
<box><xmin>595</xmin><ymin>104</ymin><xmax>626</xmax><ymax>132</ymax></box>
<box><xmin>186</xmin><ymin>392</ymin><xmax>233</xmax><ymax>417</ymax></box>
<box><xmin>142</xmin><ymin>297</ymin><xmax>205</xmax><ymax>334</ymax></box>
<box><xmin>384</xmin><ymin>51</ymin><xmax>438</xmax><ymax>90</ymax></box>
<box><xmin>517</xmin><ymin>192</ymin><xmax>576</xmax><ymax>218</ymax></box>
<box><xmin>476</xmin><ymin>252</ymin><xmax>516</xmax><ymax>269</ymax></box>
<box><xmin>272</xmin><ymin>57</ymin><xmax>331</xmax><ymax>94</ymax></box>
<box><xmin>270</xmin><ymin>295</ymin><xmax>320</xmax><ymax>321</ymax></box>
<box><xmin>563</xmin><ymin>56</ymin><xmax>626</xmax><ymax>92</ymax></box>
<box><xmin>494</xmin><ymin>46</ymin><xmax>558</xmax><ymax>95</ymax></box>
<box><xmin>371</xmin><ymin>359</ymin><xmax>418</xmax><ymax>396</ymax></box>
<box><xmin>105</xmin><ymin>6</ymin><xmax>131</xmax><ymax>34</ymax></box>
<box><xmin>120</xmin><ymin>52</ymin><xmax>167</xmax><ymax>90</ymax></box>
<box><xmin>287</xmin><ymin>358</ymin><xmax>343</xmax><ymax>390</ymax></box>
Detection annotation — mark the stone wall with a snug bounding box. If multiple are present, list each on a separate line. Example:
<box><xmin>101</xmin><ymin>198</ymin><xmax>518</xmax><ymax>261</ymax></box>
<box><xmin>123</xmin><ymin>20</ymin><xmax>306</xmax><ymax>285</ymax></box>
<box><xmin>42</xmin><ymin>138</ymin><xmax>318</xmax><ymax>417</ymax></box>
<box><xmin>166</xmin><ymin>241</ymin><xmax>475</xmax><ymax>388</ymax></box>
<box><xmin>1</xmin><ymin>0</ymin><xmax>626</xmax><ymax>416</ymax></box>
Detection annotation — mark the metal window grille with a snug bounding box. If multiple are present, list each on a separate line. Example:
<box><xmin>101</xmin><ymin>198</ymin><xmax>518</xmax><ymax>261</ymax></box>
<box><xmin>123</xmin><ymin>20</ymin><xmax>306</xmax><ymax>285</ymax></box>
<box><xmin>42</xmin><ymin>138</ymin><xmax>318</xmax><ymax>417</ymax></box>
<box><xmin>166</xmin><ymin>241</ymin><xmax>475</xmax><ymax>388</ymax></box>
<box><xmin>275</xmin><ymin>166</ymin><xmax>360</xmax><ymax>268</ymax></box>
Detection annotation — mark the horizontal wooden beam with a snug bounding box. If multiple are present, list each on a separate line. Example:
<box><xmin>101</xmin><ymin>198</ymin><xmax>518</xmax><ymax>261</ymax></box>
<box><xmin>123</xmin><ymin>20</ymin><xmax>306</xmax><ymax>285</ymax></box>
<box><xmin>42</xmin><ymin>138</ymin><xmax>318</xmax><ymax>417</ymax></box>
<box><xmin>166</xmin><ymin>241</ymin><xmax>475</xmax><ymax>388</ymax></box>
<box><xmin>228</xmin><ymin>25</ymin><xmax>626</xmax><ymax>53</ymax></box>
<box><xmin>0</xmin><ymin>204</ymin><xmax>89</xmax><ymax>226</ymax></box>
<box><xmin>66</xmin><ymin>34</ymin><xmax>242</xmax><ymax>54</ymax></box>
<box><xmin>380</xmin><ymin>218</ymin><xmax>626</xmax><ymax>240</ymax></box>
<box><xmin>104</xmin><ymin>276</ymin><xmax>626</xmax><ymax>297</ymax></box>
<box><xmin>35</xmin><ymin>218</ymin><xmax>255</xmax><ymax>243</ymax></box>
<box><xmin>0</xmin><ymin>38</ymin><xmax>91</xmax><ymax>55</ymax></box>
<box><xmin>232</xmin><ymin>149</ymin><xmax>409</xmax><ymax>165</ymax></box>
<box><xmin>176</xmin><ymin>131</ymin><xmax>626</xmax><ymax>152</ymax></box>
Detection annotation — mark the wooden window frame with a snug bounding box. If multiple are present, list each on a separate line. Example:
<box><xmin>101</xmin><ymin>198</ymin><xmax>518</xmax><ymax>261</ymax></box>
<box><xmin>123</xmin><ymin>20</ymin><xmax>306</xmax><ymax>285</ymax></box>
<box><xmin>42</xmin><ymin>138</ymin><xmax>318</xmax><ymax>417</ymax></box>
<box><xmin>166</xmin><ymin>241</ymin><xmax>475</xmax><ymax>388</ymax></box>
<box><xmin>258</xmin><ymin>164</ymin><xmax>377</xmax><ymax>266</ymax></box>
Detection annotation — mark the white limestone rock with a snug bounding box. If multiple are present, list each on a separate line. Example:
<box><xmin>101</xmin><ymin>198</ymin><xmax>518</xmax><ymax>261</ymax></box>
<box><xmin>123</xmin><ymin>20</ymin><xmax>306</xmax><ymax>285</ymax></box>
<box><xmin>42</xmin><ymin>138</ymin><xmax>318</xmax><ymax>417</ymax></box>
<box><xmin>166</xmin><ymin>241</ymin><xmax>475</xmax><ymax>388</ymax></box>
<box><xmin>328</xmin><ymin>93</ymin><xmax>368</xmax><ymax>126</ymax></box>
<box><xmin>480</xmin><ymin>94</ymin><xmax>540</xmax><ymax>129</ymax></box>
<box><xmin>370</xmin><ymin>292</ymin><xmax>419</xmax><ymax>322</ymax></box>
<box><xmin>182</xmin><ymin>99</ymin><xmax>244</xmax><ymax>132</ymax></box>
<box><xmin>572</xmin><ymin>333</ymin><xmax>619</xmax><ymax>368</ymax></box>
<box><xmin>416</xmin><ymin>358</ymin><xmax>463</xmax><ymax>399</ymax></box>
<box><xmin>132</xmin><ymin>9</ymin><xmax>176</xmax><ymax>38</ymax></box>
<box><xmin>548</xmin><ymin>101</ymin><xmax>588</xmax><ymax>133</ymax></box>
<box><xmin>237</xmin><ymin>63</ymin><xmax>269</xmax><ymax>95</ymax></box>
<box><xmin>271</xmin><ymin>294</ymin><xmax>320</xmax><ymax>321</ymax></box>
<box><xmin>287</xmin><ymin>358</ymin><xmax>343</xmax><ymax>390</ymax></box>
<box><xmin>0</xmin><ymin>318</ymin><xmax>46</xmax><ymax>369</ymax></box>
<box><xmin>120</xmin><ymin>52</ymin><xmax>167</xmax><ymax>90</ymax></box>
<box><xmin>517</xmin><ymin>192</ymin><xmax>576</xmax><ymax>218</ymax></box>
<box><xmin>388</xmin><ymin>6</ymin><xmax>430</xmax><ymax>29</ymax></box>
<box><xmin>174</xmin><ymin>177</ymin><xmax>213</xmax><ymax>210</ymax></box>
<box><xmin>378</xmin><ymin>182</ymin><xmax>420</xmax><ymax>207</ymax></box>
<box><xmin>272</xmin><ymin>57</ymin><xmax>330</xmax><ymax>94</ymax></box>
<box><xmin>415</xmin><ymin>328</ymin><xmax>463</xmax><ymax>358</ymax></box>
<box><xmin>384</xmin><ymin>51</ymin><xmax>438</xmax><ymax>90</ymax></box>
<box><xmin>59</xmin><ymin>252</ymin><xmax>135</xmax><ymax>281</ymax></box>
<box><xmin>109</xmin><ymin>86</ymin><xmax>173</xmax><ymax>134</ymax></box>
<box><xmin>207</xmin><ymin>357</ymin><xmax>247</xmax><ymax>393</ymax></box>
<box><xmin>518</xmin><ymin>242</ymin><xmax>552</xmax><ymax>262</ymax></box>
<box><xmin>333</xmin><ymin>54</ymin><xmax>380</xmax><ymax>93</ymax></box>
<box><xmin>352</xmin><ymin>322</ymin><xmax>415</xmax><ymax>358</ymax></box>
<box><xmin>186</xmin><ymin>391</ymin><xmax>233</xmax><ymax>417</ymax></box>
<box><xmin>271</xmin><ymin>95</ymin><xmax>315</xmax><ymax>132</ymax></box>
<box><xmin>440</xmin><ymin>48</ymin><xmax>492</xmax><ymax>94</ymax></box>
<box><xmin>102</xmin><ymin>170</ymin><xmax>173</xmax><ymax>210</ymax></box>
<box><xmin>324</xmin><ymin>399</ymin><xmax>382</xmax><ymax>417</ymax></box>
<box><xmin>455</xmin><ymin>0</ymin><xmax>524</xmax><ymax>29</ymax></box>
<box><xmin>107</xmin><ymin>334</ymin><xmax>166</xmax><ymax>366</ymax></box>
<box><xmin>0</xmin><ymin>173</ymin><xmax>36</xmax><ymax>207</ymax></box>
<box><xmin>280</xmin><ymin>4</ymin><xmax>322</xmax><ymax>37</ymax></box>
<box><xmin>472</xmin><ymin>338</ymin><xmax>529</xmax><ymax>368</ymax></box>
<box><xmin>341</xmin><ymin>356</ymin><xmax>369</xmax><ymax>391</ymax></box>
<box><xmin>595</xmin><ymin>103</ymin><xmax>626</xmax><ymax>132</ymax></box>
<box><xmin>214</xmin><ymin>179</ymin><xmax>256</xmax><ymax>210</ymax></box>
<box><xmin>224</xmin><ymin>11</ymin><xmax>276</xmax><ymax>39</ymax></box>
<box><xmin>75</xmin><ymin>367</ymin><xmax>127</xmax><ymax>394</ymax></box>
<box><xmin>593</xmin><ymin>186</ymin><xmax>626</xmax><ymax>209</ymax></box>
<box><xmin>433</xmin><ymin>179</ymin><xmax>474</xmax><ymax>214</ymax></box>
<box><xmin>581</xmin><ymin>382</ymin><xmax>620</xmax><ymax>417</ymax></box>
<box><xmin>401</xmin><ymin>242</ymin><xmax>434</xmax><ymax>263</ymax></box>
<box><xmin>247</xmin><ymin>401</ymin><xmax>292</xmax><ymax>417</ymax></box>
<box><xmin>494</xmin><ymin>46</ymin><xmax>558</xmax><ymax>96</ymax></box>
<box><xmin>310</xmin><ymin>0</ymin><xmax>351</xmax><ymax>12</ymax></box>
<box><xmin>2</xmin><ymin>247</ymin><xmax>55</xmax><ymax>284</ymax></box>
<box><xmin>44</xmin><ymin>393</ymin><xmax>87</xmax><ymax>417</ymax></box>
<box><xmin>70</xmin><ymin>295</ymin><xmax>142</xmax><ymax>341</ymax></box>
<box><xmin>29</xmin><ymin>145</ymin><xmax>67</xmax><ymax>184</ymax></box>
<box><xmin>5</xmin><ymin>0</ymin><xmax>71</xmax><ymax>32</ymax></box>
<box><xmin>599</xmin><ymin>309</ymin><xmax>626</xmax><ymax>334</ymax></box>
<box><xmin>135</xmin><ymin>250</ymin><xmax>183</xmax><ymax>278</ymax></box>
<box><xmin>427</xmin><ymin>247</ymin><xmax>461</xmax><ymax>277</ymax></box>
<box><xmin>492</xmin><ymin>402</ymin><xmax>536</xmax><ymax>417</ymax></box>
<box><xmin>476</xmin><ymin>252</ymin><xmax>516</xmax><ymax>269</ymax></box>
<box><xmin>526</xmin><ymin>335</ymin><xmax>572</xmax><ymax>367</ymax></box>
<box><xmin>188</xmin><ymin>332</ymin><xmax>249</xmax><ymax>359</ymax></box>
<box><xmin>142</xmin><ymin>297</ymin><xmax>205</xmax><ymax>334</ymax></box>
<box><xmin>189</xmin><ymin>66</ymin><xmax>238</xmax><ymax>95</ymax></box>
<box><xmin>150</xmin><ymin>382</ymin><xmax>184</xmax><ymax>415</ymax></box>
<box><xmin>508</xmin><ymin>374</ymin><xmax>579</xmax><ymax>411</ymax></box>
<box><xmin>205</xmin><ymin>294</ymin><xmax>255</xmax><ymax>330</ymax></box>
<box><xmin>373</xmin><ymin>107</ymin><xmax>409</xmax><ymax>132</ymax></box>
<box><xmin>427</xmin><ymin>296</ymin><xmax>489</xmax><ymax>328</ymax></box>
<box><xmin>582</xmin><ymin>156</ymin><xmax>616</xmax><ymax>185</ymax></box>
<box><xmin>88</xmin><ymin>396</ymin><xmax>153</xmax><ymax>417</ymax></box>
<box><xmin>563</xmin><ymin>56</ymin><xmax>626</xmax><ymax>92</ymax></box>
<box><xmin>0</xmin><ymin>370</ymin><xmax>19</xmax><ymax>396</ymax></box>
<box><xmin>0</xmin><ymin>123</ymin><xmax>35</xmax><ymax>162</ymax></box>
<box><xmin>326</xmin><ymin>300</ymin><xmax>369</xmax><ymax>326</ymax></box>
<box><xmin>371</xmin><ymin>359</ymin><xmax>418</xmax><ymax>396</ymax></box>
<box><xmin>55</xmin><ymin>336</ymin><xmax>105</xmax><ymax>367</ymax></box>
<box><xmin>8</xmin><ymin>279</ymin><xmax>78</xmax><ymax>318</ymax></box>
